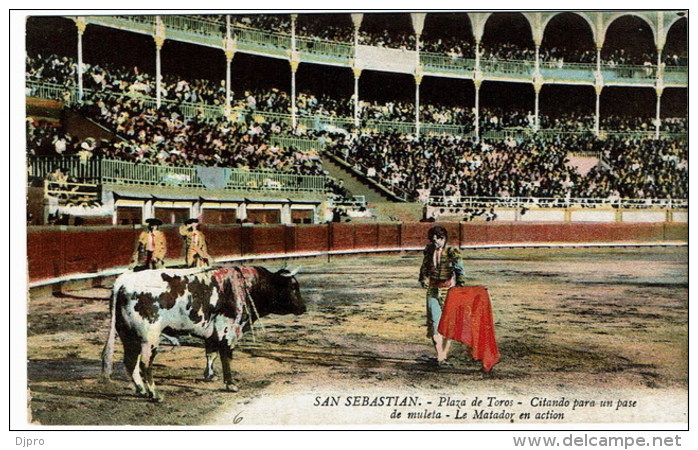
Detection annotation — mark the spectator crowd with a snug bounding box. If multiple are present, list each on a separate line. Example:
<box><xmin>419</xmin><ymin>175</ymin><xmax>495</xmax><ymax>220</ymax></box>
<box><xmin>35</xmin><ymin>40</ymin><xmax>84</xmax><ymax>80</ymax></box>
<box><xmin>27</xmin><ymin>49</ymin><xmax>687</xmax><ymax>206</ymax></box>
<box><xmin>325</xmin><ymin>130</ymin><xmax>687</xmax><ymax>202</ymax></box>
<box><xmin>28</xmin><ymin>53</ymin><xmax>686</xmax><ymax>136</ymax></box>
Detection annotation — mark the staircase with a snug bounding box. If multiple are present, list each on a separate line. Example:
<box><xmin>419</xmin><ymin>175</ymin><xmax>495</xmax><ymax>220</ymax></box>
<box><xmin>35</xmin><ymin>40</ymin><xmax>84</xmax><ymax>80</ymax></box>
<box><xmin>320</xmin><ymin>153</ymin><xmax>403</xmax><ymax>203</ymax></box>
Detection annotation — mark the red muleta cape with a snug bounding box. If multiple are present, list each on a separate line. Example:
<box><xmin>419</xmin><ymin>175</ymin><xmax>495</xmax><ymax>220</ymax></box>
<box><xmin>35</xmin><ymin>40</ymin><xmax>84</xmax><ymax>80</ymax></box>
<box><xmin>437</xmin><ymin>286</ymin><xmax>500</xmax><ymax>372</ymax></box>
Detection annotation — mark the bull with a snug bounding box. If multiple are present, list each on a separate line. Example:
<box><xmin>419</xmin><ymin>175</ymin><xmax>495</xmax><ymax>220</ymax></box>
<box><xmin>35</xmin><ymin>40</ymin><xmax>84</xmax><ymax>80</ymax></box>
<box><xmin>101</xmin><ymin>265</ymin><xmax>306</xmax><ymax>401</ymax></box>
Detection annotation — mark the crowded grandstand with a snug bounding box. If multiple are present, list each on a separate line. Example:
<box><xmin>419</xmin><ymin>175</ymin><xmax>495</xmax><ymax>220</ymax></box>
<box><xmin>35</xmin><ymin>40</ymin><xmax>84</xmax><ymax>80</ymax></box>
<box><xmin>26</xmin><ymin>12</ymin><xmax>687</xmax><ymax>228</ymax></box>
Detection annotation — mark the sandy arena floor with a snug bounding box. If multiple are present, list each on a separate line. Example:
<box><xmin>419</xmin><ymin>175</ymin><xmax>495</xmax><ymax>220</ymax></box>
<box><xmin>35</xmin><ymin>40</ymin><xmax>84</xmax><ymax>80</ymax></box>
<box><xmin>26</xmin><ymin>247</ymin><xmax>688</xmax><ymax>426</ymax></box>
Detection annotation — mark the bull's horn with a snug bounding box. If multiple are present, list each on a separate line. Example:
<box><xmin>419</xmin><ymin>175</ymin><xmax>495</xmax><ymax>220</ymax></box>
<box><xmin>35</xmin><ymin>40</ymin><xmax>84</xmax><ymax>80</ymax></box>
<box><xmin>280</xmin><ymin>266</ymin><xmax>301</xmax><ymax>277</ymax></box>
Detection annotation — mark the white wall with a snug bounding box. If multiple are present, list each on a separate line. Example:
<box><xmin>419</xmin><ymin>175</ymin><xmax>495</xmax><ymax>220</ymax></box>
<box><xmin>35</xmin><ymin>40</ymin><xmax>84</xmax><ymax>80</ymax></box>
<box><xmin>355</xmin><ymin>45</ymin><xmax>417</xmax><ymax>74</ymax></box>
<box><xmin>517</xmin><ymin>209</ymin><xmax>566</xmax><ymax>222</ymax></box>
<box><xmin>671</xmin><ymin>211</ymin><xmax>688</xmax><ymax>223</ymax></box>
<box><xmin>621</xmin><ymin>210</ymin><xmax>668</xmax><ymax>223</ymax></box>
<box><xmin>570</xmin><ymin>209</ymin><xmax>616</xmax><ymax>223</ymax></box>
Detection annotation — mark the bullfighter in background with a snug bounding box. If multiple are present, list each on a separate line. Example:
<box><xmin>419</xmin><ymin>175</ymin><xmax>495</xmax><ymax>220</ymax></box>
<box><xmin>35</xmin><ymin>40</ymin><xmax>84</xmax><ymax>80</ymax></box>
<box><xmin>179</xmin><ymin>218</ymin><xmax>211</xmax><ymax>267</ymax></box>
<box><xmin>130</xmin><ymin>218</ymin><xmax>167</xmax><ymax>270</ymax></box>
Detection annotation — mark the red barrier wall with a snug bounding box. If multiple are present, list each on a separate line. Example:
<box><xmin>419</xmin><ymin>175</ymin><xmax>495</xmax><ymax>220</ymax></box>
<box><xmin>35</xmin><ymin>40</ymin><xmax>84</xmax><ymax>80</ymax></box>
<box><xmin>330</xmin><ymin>223</ymin><xmax>356</xmax><ymax>250</ymax></box>
<box><xmin>206</xmin><ymin>226</ymin><xmax>243</xmax><ymax>257</ymax></box>
<box><xmin>295</xmin><ymin>225</ymin><xmax>328</xmax><ymax>252</ymax></box>
<box><xmin>27</xmin><ymin>222</ymin><xmax>687</xmax><ymax>283</ymax></box>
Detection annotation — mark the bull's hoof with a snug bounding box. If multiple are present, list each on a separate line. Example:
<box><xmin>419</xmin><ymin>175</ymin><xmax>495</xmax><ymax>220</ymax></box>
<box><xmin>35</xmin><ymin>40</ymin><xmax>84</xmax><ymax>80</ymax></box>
<box><xmin>225</xmin><ymin>383</ymin><xmax>239</xmax><ymax>392</ymax></box>
<box><xmin>148</xmin><ymin>392</ymin><xmax>164</xmax><ymax>403</ymax></box>
<box><xmin>203</xmin><ymin>374</ymin><xmax>217</xmax><ymax>382</ymax></box>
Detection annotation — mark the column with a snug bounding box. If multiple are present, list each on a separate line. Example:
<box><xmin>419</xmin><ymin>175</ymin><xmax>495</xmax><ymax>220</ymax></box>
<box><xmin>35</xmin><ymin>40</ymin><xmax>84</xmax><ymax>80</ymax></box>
<box><xmin>290</xmin><ymin>60</ymin><xmax>299</xmax><ymax>131</ymax></box>
<box><xmin>154</xmin><ymin>16</ymin><xmax>166</xmax><ymax>110</ymax></box>
<box><xmin>533</xmin><ymin>82</ymin><xmax>542</xmax><ymax>132</ymax></box>
<box><xmin>533</xmin><ymin>41</ymin><xmax>543</xmax><ymax>133</ymax></box>
<box><xmin>224</xmin><ymin>49</ymin><xmax>235</xmax><ymax>115</ymax></box>
<box><xmin>594</xmin><ymin>84</ymin><xmax>603</xmax><ymax>137</ymax></box>
<box><xmin>224</xmin><ymin>15</ymin><xmax>236</xmax><ymax>115</ymax></box>
<box><xmin>237</xmin><ymin>203</ymin><xmax>247</xmax><ymax>222</ymax></box>
<box><xmin>474</xmin><ymin>38</ymin><xmax>482</xmax><ymax>141</ymax></box>
<box><xmin>594</xmin><ymin>12</ymin><xmax>604</xmax><ymax>74</ymax></box>
<box><xmin>655</xmin><ymin>84</ymin><xmax>664</xmax><ymax>140</ymax></box>
<box><xmin>415</xmin><ymin>73</ymin><xmax>422</xmax><ymax>140</ymax></box>
<box><xmin>290</xmin><ymin>14</ymin><xmax>299</xmax><ymax>132</ymax></box>
<box><xmin>352</xmin><ymin>14</ymin><xmax>363</xmax><ymax>130</ymax></box>
<box><xmin>353</xmin><ymin>68</ymin><xmax>361</xmax><ymax>128</ymax></box>
<box><xmin>155</xmin><ymin>39</ymin><xmax>163</xmax><ymax>108</ymax></box>
<box><xmin>74</xmin><ymin>18</ymin><xmax>87</xmax><ymax>102</ymax></box>
<box><xmin>594</xmin><ymin>42</ymin><xmax>604</xmax><ymax>137</ymax></box>
<box><xmin>191</xmin><ymin>200</ymin><xmax>202</xmax><ymax>220</ymax></box>
<box><xmin>411</xmin><ymin>13</ymin><xmax>425</xmax><ymax>63</ymax></box>
<box><xmin>474</xmin><ymin>77</ymin><xmax>482</xmax><ymax>141</ymax></box>
<box><xmin>532</xmin><ymin>25</ymin><xmax>543</xmax><ymax>134</ymax></box>
<box><xmin>143</xmin><ymin>200</ymin><xmax>155</xmax><ymax>221</ymax></box>
<box><xmin>655</xmin><ymin>44</ymin><xmax>664</xmax><ymax>139</ymax></box>
<box><xmin>281</xmin><ymin>204</ymin><xmax>292</xmax><ymax>225</ymax></box>
<box><xmin>351</xmin><ymin>13</ymin><xmax>363</xmax><ymax>46</ymax></box>
<box><xmin>291</xmin><ymin>13</ymin><xmax>297</xmax><ymax>49</ymax></box>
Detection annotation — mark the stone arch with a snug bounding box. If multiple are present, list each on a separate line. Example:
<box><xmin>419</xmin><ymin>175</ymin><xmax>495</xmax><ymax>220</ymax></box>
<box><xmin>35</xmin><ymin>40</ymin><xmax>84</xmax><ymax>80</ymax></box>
<box><xmin>422</xmin><ymin>12</ymin><xmax>474</xmax><ymax>38</ymax></box>
<box><xmin>601</xmin><ymin>14</ymin><xmax>658</xmax><ymax>64</ymax></box>
<box><xmin>295</xmin><ymin>13</ymin><xmax>354</xmax><ymax>39</ymax></box>
<box><xmin>359</xmin><ymin>12</ymin><xmax>413</xmax><ymax>34</ymax></box>
<box><xmin>542</xmin><ymin>11</ymin><xmax>596</xmax><ymax>43</ymax></box>
<box><xmin>481</xmin><ymin>12</ymin><xmax>534</xmax><ymax>48</ymax></box>
<box><xmin>663</xmin><ymin>16</ymin><xmax>687</xmax><ymax>62</ymax></box>
<box><xmin>602</xmin><ymin>12</ymin><xmax>657</xmax><ymax>46</ymax></box>
<box><xmin>663</xmin><ymin>13</ymin><xmax>687</xmax><ymax>43</ymax></box>
<box><xmin>421</xmin><ymin>12</ymin><xmax>475</xmax><ymax>55</ymax></box>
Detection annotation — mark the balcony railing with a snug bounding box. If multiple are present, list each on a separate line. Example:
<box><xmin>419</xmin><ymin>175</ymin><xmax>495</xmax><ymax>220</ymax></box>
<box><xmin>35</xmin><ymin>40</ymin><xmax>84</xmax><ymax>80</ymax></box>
<box><xmin>28</xmin><ymin>156</ymin><xmax>328</xmax><ymax>192</ymax></box>
<box><xmin>601</xmin><ymin>63</ymin><xmax>659</xmax><ymax>83</ymax></box>
<box><xmin>420</xmin><ymin>52</ymin><xmax>476</xmax><ymax>74</ymax></box>
<box><xmin>539</xmin><ymin>61</ymin><xmax>596</xmax><ymax>82</ymax></box>
<box><xmin>29</xmin><ymin>155</ymin><xmax>102</xmax><ymax>182</ymax></box>
<box><xmin>160</xmin><ymin>15</ymin><xmax>226</xmax><ymax>48</ymax></box>
<box><xmin>429</xmin><ymin>195</ymin><xmax>688</xmax><ymax>210</ymax></box>
<box><xmin>231</xmin><ymin>25</ymin><xmax>291</xmax><ymax>57</ymax></box>
<box><xmin>480</xmin><ymin>58</ymin><xmax>536</xmax><ymax>77</ymax></box>
<box><xmin>269</xmin><ymin>135</ymin><xmax>324</xmax><ymax>151</ymax></box>
<box><xmin>296</xmin><ymin>36</ymin><xmax>354</xmax><ymax>64</ymax></box>
<box><xmin>84</xmin><ymin>15</ymin><xmax>156</xmax><ymax>35</ymax></box>
<box><xmin>26</xmin><ymin>81</ymin><xmax>78</xmax><ymax>104</ymax></box>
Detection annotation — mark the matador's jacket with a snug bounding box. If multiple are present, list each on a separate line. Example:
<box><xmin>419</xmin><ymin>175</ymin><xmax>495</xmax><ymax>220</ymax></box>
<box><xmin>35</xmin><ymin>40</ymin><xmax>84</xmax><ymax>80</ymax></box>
<box><xmin>419</xmin><ymin>243</ymin><xmax>466</xmax><ymax>337</ymax></box>
<box><xmin>179</xmin><ymin>225</ymin><xmax>211</xmax><ymax>268</ymax></box>
<box><xmin>130</xmin><ymin>230</ymin><xmax>167</xmax><ymax>270</ymax></box>
<box><xmin>419</xmin><ymin>244</ymin><xmax>466</xmax><ymax>289</ymax></box>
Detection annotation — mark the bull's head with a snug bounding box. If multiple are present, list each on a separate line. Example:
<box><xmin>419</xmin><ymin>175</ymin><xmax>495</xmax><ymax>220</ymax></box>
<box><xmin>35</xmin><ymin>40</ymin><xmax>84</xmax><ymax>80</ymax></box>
<box><xmin>269</xmin><ymin>267</ymin><xmax>306</xmax><ymax>316</ymax></box>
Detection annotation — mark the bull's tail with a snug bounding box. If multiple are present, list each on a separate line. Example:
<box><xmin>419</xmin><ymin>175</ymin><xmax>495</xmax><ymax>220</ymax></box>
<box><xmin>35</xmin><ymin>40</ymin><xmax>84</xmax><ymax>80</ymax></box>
<box><xmin>101</xmin><ymin>287</ymin><xmax>118</xmax><ymax>379</ymax></box>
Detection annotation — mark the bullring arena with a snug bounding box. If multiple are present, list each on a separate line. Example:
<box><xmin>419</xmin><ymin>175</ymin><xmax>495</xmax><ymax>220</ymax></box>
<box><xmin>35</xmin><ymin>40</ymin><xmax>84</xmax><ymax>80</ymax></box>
<box><xmin>20</xmin><ymin>11</ymin><xmax>687</xmax><ymax>427</ymax></box>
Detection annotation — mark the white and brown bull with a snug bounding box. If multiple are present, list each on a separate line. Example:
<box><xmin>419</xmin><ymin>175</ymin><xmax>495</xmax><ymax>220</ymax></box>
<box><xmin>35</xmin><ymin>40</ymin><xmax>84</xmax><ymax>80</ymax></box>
<box><xmin>102</xmin><ymin>265</ymin><xmax>305</xmax><ymax>401</ymax></box>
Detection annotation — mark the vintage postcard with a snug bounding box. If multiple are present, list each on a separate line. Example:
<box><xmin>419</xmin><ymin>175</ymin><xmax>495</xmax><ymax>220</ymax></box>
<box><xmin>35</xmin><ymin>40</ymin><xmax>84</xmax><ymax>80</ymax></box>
<box><xmin>13</xmin><ymin>8</ymin><xmax>689</xmax><ymax>435</ymax></box>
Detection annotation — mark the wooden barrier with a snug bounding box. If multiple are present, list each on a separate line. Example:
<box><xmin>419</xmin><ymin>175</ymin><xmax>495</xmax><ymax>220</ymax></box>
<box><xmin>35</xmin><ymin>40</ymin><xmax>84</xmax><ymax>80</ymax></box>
<box><xmin>27</xmin><ymin>222</ymin><xmax>688</xmax><ymax>284</ymax></box>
